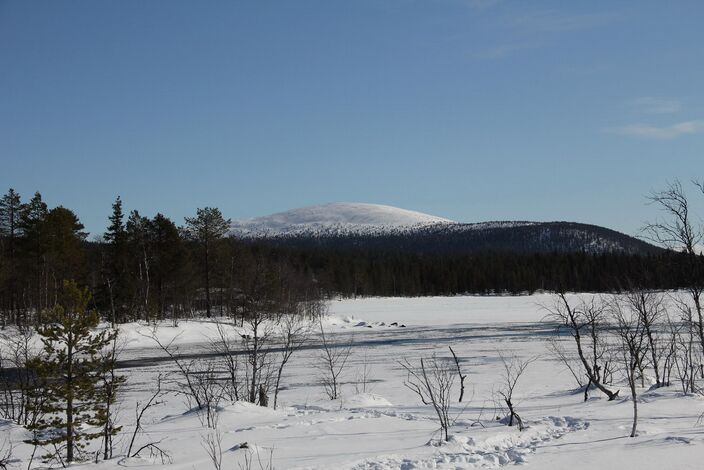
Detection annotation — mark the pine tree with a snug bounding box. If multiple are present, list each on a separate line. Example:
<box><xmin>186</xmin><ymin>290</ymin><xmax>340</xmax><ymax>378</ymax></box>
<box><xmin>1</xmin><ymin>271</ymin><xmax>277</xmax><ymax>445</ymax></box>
<box><xmin>184</xmin><ymin>207</ymin><xmax>230</xmax><ymax>317</ymax></box>
<box><xmin>40</xmin><ymin>207</ymin><xmax>87</xmax><ymax>300</ymax></box>
<box><xmin>25</xmin><ymin>280</ymin><xmax>116</xmax><ymax>463</ymax></box>
<box><xmin>149</xmin><ymin>213</ymin><xmax>189</xmax><ymax>320</ymax></box>
<box><xmin>19</xmin><ymin>192</ymin><xmax>49</xmax><ymax>320</ymax></box>
<box><xmin>126</xmin><ymin>210</ymin><xmax>151</xmax><ymax>320</ymax></box>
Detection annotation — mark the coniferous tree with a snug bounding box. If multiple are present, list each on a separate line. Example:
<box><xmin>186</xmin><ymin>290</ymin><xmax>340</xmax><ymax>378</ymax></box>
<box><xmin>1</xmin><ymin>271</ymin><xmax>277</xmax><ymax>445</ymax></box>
<box><xmin>0</xmin><ymin>188</ymin><xmax>23</xmax><ymax>323</ymax></box>
<box><xmin>103</xmin><ymin>197</ymin><xmax>133</xmax><ymax>324</ymax></box>
<box><xmin>19</xmin><ymin>192</ymin><xmax>49</xmax><ymax>321</ymax></box>
<box><xmin>26</xmin><ymin>280</ymin><xmax>116</xmax><ymax>463</ymax></box>
<box><xmin>184</xmin><ymin>207</ymin><xmax>230</xmax><ymax>317</ymax></box>
<box><xmin>148</xmin><ymin>213</ymin><xmax>190</xmax><ymax>320</ymax></box>
<box><xmin>126</xmin><ymin>210</ymin><xmax>151</xmax><ymax>320</ymax></box>
<box><xmin>40</xmin><ymin>207</ymin><xmax>87</xmax><ymax>302</ymax></box>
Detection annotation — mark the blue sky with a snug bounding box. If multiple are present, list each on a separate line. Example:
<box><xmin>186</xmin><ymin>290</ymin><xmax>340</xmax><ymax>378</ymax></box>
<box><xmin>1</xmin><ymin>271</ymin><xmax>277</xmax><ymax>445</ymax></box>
<box><xmin>2</xmin><ymin>0</ymin><xmax>703</xmax><ymax>236</ymax></box>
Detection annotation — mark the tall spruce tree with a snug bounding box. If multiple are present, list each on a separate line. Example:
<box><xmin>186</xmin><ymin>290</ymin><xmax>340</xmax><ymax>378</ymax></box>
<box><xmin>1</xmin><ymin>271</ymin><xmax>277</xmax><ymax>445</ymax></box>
<box><xmin>184</xmin><ymin>207</ymin><xmax>230</xmax><ymax>317</ymax></box>
<box><xmin>26</xmin><ymin>280</ymin><xmax>116</xmax><ymax>463</ymax></box>
<box><xmin>0</xmin><ymin>188</ymin><xmax>23</xmax><ymax>323</ymax></box>
<box><xmin>103</xmin><ymin>197</ymin><xmax>133</xmax><ymax>324</ymax></box>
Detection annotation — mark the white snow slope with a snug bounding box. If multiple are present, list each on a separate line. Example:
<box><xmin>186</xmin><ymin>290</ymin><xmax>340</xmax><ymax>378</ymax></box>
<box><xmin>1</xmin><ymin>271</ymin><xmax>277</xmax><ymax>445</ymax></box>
<box><xmin>230</xmin><ymin>202</ymin><xmax>455</xmax><ymax>237</ymax></box>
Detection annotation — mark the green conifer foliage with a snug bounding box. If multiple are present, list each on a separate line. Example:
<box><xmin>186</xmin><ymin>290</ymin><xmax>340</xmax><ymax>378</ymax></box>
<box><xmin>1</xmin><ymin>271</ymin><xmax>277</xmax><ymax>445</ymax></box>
<box><xmin>26</xmin><ymin>280</ymin><xmax>118</xmax><ymax>464</ymax></box>
<box><xmin>184</xmin><ymin>207</ymin><xmax>231</xmax><ymax>318</ymax></box>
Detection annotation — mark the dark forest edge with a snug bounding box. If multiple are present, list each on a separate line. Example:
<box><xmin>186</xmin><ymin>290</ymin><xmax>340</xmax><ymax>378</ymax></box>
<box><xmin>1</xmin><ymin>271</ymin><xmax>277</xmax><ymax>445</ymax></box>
<box><xmin>1</xmin><ymin>185</ymin><xmax>703</xmax><ymax>327</ymax></box>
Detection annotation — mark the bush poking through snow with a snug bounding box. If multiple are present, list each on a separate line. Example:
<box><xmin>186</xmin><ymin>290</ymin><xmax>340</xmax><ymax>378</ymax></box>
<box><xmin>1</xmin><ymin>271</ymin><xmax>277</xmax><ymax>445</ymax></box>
<box><xmin>495</xmin><ymin>351</ymin><xmax>535</xmax><ymax>431</ymax></box>
<box><xmin>317</xmin><ymin>318</ymin><xmax>353</xmax><ymax>400</ymax></box>
<box><xmin>610</xmin><ymin>297</ymin><xmax>650</xmax><ymax>438</ymax></box>
<box><xmin>126</xmin><ymin>373</ymin><xmax>169</xmax><ymax>461</ymax></box>
<box><xmin>400</xmin><ymin>354</ymin><xmax>456</xmax><ymax>441</ymax></box>
<box><xmin>237</xmin><ymin>445</ymin><xmax>275</xmax><ymax>470</ymax></box>
<box><xmin>201</xmin><ymin>427</ymin><xmax>224</xmax><ymax>470</ymax></box>
<box><xmin>449</xmin><ymin>346</ymin><xmax>467</xmax><ymax>403</ymax></box>
<box><xmin>546</xmin><ymin>294</ymin><xmax>619</xmax><ymax>401</ymax></box>
<box><xmin>143</xmin><ymin>328</ymin><xmax>223</xmax><ymax>428</ymax></box>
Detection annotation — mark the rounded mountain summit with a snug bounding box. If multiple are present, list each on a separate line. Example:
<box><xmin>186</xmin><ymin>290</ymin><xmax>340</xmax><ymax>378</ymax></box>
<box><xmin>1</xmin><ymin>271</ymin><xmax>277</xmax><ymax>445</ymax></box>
<box><xmin>230</xmin><ymin>203</ymin><xmax>454</xmax><ymax>237</ymax></box>
<box><xmin>229</xmin><ymin>202</ymin><xmax>660</xmax><ymax>255</ymax></box>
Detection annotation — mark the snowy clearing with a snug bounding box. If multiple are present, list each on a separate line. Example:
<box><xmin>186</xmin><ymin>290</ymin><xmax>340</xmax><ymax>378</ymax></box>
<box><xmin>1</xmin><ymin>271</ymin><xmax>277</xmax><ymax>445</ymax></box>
<box><xmin>2</xmin><ymin>294</ymin><xmax>704</xmax><ymax>469</ymax></box>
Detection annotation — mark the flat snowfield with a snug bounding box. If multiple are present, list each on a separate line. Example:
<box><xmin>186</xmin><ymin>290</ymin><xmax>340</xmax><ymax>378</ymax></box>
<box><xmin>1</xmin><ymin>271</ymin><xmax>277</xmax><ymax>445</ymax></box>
<box><xmin>3</xmin><ymin>294</ymin><xmax>704</xmax><ymax>469</ymax></box>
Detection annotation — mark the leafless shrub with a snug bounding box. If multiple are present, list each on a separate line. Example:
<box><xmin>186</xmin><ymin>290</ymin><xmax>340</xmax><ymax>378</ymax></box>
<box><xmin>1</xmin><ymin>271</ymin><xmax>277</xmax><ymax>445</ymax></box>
<box><xmin>126</xmin><ymin>373</ymin><xmax>166</xmax><ymax>458</ymax></box>
<box><xmin>130</xmin><ymin>441</ymin><xmax>172</xmax><ymax>465</ymax></box>
<box><xmin>610</xmin><ymin>298</ymin><xmax>650</xmax><ymax>438</ymax></box>
<box><xmin>316</xmin><ymin>319</ymin><xmax>353</xmax><ymax>400</ymax></box>
<box><xmin>208</xmin><ymin>322</ymin><xmax>244</xmax><ymax>402</ymax></box>
<box><xmin>144</xmin><ymin>330</ymin><xmax>204</xmax><ymax>406</ymax></box>
<box><xmin>237</xmin><ymin>446</ymin><xmax>275</xmax><ymax>470</ymax></box>
<box><xmin>660</xmin><ymin>318</ymin><xmax>678</xmax><ymax>388</ymax></box>
<box><xmin>192</xmin><ymin>360</ymin><xmax>225</xmax><ymax>428</ymax></box>
<box><xmin>449</xmin><ymin>346</ymin><xmax>467</xmax><ymax>402</ymax></box>
<box><xmin>273</xmin><ymin>314</ymin><xmax>312</xmax><ymax>409</ymax></box>
<box><xmin>670</xmin><ymin>297</ymin><xmax>701</xmax><ymax>394</ymax></box>
<box><xmin>643</xmin><ymin>180</ymin><xmax>704</xmax><ymax>361</ymax></box>
<box><xmin>643</xmin><ymin>179</ymin><xmax>702</xmax><ymax>254</ymax></box>
<box><xmin>98</xmin><ymin>329</ymin><xmax>126</xmax><ymax>460</ymax></box>
<box><xmin>353</xmin><ymin>350</ymin><xmax>375</xmax><ymax>395</ymax></box>
<box><xmin>495</xmin><ymin>351</ymin><xmax>535</xmax><ymax>431</ymax></box>
<box><xmin>241</xmin><ymin>312</ymin><xmax>277</xmax><ymax>406</ymax></box>
<box><xmin>144</xmin><ymin>329</ymin><xmax>223</xmax><ymax>426</ymax></box>
<box><xmin>400</xmin><ymin>354</ymin><xmax>455</xmax><ymax>441</ymax></box>
<box><xmin>0</xmin><ymin>326</ymin><xmax>44</xmax><ymax>426</ymax></box>
<box><xmin>201</xmin><ymin>427</ymin><xmax>224</xmax><ymax>470</ymax></box>
<box><xmin>624</xmin><ymin>289</ymin><xmax>667</xmax><ymax>387</ymax></box>
<box><xmin>546</xmin><ymin>336</ymin><xmax>585</xmax><ymax>389</ymax></box>
<box><xmin>545</xmin><ymin>294</ymin><xmax>619</xmax><ymax>401</ymax></box>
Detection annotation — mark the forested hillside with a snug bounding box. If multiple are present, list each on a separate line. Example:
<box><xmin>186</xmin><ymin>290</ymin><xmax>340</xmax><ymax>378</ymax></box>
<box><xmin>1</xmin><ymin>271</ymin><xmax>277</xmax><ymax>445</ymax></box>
<box><xmin>0</xmin><ymin>188</ymin><xmax>700</xmax><ymax>326</ymax></box>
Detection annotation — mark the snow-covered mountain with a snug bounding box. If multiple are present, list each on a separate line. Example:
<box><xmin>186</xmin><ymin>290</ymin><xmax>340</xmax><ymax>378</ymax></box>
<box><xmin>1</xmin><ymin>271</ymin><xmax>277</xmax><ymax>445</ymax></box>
<box><xmin>230</xmin><ymin>202</ymin><xmax>455</xmax><ymax>237</ymax></box>
<box><xmin>230</xmin><ymin>203</ymin><xmax>661</xmax><ymax>255</ymax></box>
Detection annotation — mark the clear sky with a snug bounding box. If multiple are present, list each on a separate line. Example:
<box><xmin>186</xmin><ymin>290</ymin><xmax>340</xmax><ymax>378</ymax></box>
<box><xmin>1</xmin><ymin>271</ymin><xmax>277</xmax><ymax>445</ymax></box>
<box><xmin>2</xmin><ymin>0</ymin><xmax>703</xmax><ymax>237</ymax></box>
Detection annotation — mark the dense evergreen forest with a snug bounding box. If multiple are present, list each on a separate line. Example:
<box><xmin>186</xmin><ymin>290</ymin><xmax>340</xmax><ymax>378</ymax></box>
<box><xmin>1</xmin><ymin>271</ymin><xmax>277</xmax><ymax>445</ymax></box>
<box><xmin>242</xmin><ymin>220</ymin><xmax>662</xmax><ymax>255</ymax></box>
<box><xmin>0</xmin><ymin>188</ymin><xmax>700</xmax><ymax>326</ymax></box>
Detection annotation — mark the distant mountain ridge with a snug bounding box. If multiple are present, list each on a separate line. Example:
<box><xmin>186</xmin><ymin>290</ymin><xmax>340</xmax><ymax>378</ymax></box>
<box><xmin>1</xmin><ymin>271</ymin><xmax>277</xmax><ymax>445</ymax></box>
<box><xmin>230</xmin><ymin>203</ymin><xmax>661</xmax><ymax>255</ymax></box>
<box><xmin>230</xmin><ymin>202</ymin><xmax>453</xmax><ymax>237</ymax></box>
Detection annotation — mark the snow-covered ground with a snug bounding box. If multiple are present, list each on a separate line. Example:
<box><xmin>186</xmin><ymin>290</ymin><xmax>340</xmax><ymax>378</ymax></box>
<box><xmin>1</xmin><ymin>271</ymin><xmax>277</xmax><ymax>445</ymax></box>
<box><xmin>3</xmin><ymin>294</ymin><xmax>704</xmax><ymax>469</ymax></box>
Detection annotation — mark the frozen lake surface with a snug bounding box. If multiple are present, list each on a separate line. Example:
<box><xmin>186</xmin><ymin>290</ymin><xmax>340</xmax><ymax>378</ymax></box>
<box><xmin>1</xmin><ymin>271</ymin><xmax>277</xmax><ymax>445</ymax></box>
<box><xmin>3</xmin><ymin>294</ymin><xmax>703</xmax><ymax>469</ymax></box>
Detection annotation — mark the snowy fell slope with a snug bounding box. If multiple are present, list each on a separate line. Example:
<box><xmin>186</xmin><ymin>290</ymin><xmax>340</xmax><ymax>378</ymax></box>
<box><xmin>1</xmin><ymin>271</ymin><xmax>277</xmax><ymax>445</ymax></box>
<box><xmin>230</xmin><ymin>203</ymin><xmax>660</xmax><ymax>255</ymax></box>
<box><xmin>230</xmin><ymin>202</ymin><xmax>455</xmax><ymax>237</ymax></box>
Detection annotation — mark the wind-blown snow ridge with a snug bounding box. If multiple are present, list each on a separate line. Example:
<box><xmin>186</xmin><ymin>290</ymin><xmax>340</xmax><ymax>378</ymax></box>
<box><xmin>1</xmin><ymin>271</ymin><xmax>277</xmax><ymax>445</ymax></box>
<box><xmin>230</xmin><ymin>202</ymin><xmax>456</xmax><ymax>237</ymax></box>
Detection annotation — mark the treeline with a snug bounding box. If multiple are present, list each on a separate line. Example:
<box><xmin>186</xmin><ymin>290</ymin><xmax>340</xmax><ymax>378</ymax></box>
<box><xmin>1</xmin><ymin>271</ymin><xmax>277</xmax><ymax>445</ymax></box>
<box><xmin>0</xmin><ymin>189</ymin><xmax>318</xmax><ymax>327</ymax></box>
<box><xmin>1</xmin><ymin>187</ymin><xmax>701</xmax><ymax>326</ymax></box>
<box><xmin>282</xmin><ymin>247</ymin><xmax>699</xmax><ymax>297</ymax></box>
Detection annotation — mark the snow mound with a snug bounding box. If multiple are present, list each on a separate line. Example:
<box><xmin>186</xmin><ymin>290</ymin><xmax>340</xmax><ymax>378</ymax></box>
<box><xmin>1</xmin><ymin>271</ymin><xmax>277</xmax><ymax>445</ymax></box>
<box><xmin>346</xmin><ymin>393</ymin><xmax>393</xmax><ymax>408</ymax></box>
<box><xmin>225</xmin><ymin>401</ymin><xmax>285</xmax><ymax>417</ymax></box>
<box><xmin>230</xmin><ymin>202</ymin><xmax>454</xmax><ymax>237</ymax></box>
